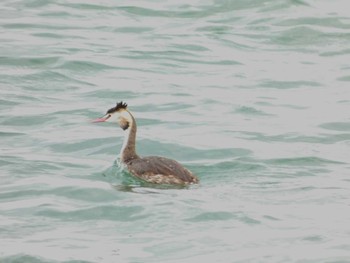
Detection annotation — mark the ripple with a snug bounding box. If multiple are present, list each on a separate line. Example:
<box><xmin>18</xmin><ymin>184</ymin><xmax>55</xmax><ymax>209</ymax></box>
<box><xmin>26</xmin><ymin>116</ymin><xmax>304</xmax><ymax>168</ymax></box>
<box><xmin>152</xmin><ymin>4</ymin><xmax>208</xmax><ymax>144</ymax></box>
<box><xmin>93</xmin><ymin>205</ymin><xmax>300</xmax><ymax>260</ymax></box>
<box><xmin>319</xmin><ymin>122</ymin><xmax>350</xmax><ymax>132</ymax></box>
<box><xmin>275</xmin><ymin>17</ymin><xmax>350</xmax><ymax>29</ymax></box>
<box><xmin>2</xmin><ymin>22</ymin><xmax>76</xmax><ymax>30</ymax></box>
<box><xmin>186</xmin><ymin>211</ymin><xmax>260</xmax><ymax>225</ymax></box>
<box><xmin>1</xmin><ymin>115</ymin><xmax>52</xmax><ymax>127</ymax></box>
<box><xmin>263</xmin><ymin>156</ymin><xmax>345</xmax><ymax>166</ymax></box>
<box><xmin>320</xmin><ymin>48</ymin><xmax>350</xmax><ymax>56</ymax></box>
<box><xmin>36</xmin><ymin>205</ymin><xmax>145</xmax><ymax>222</ymax></box>
<box><xmin>118</xmin><ymin>6</ymin><xmax>214</xmax><ymax>19</ymax></box>
<box><xmin>0</xmin><ymin>254</ymin><xmax>50</xmax><ymax>263</ymax></box>
<box><xmin>271</xmin><ymin>26</ymin><xmax>331</xmax><ymax>46</ymax></box>
<box><xmin>337</xmin><ymin>75</ymin><xmax>350</xmax><ymax>82</ymax></box>
<box><xmin>59</xmin><ymin>2</ymin><xmax>117</xmax><ymax>11</ymax></box>
<box><xmin>240</xmin><ymin>131</ymin><xmax>350</xmax><ymax>144</ymax></box>
<box><xmin>0</xmin><ymin>131</ymin><xmax>25</xmax><ymax>137</ymax></box>
<box><xmin>56</xmin><ymin>60</ymin><xmax>116</xmax><ymax>72</ymax></box>
<box><xmin>235</xmin><ymin>106</ymin><xmax>272</xmax><ymax>116</ymax></box>
<box><xmin>260</xmin><ymin>80</ymin><xmax>322</xmax><ymax>89</ymax></box>
<box><xmin>32</xmin><ymin>32</ymin><xmax>86</xmax><ymax>39</ymax></box>
<box><xmin>114</xmin><ymin>26</ymin><xmax>153</xmax><ymax>33</ymax></box>
<box><xmin>21</xmin><ymin>71</ymin><xmax>94</xmax><ymax>87</ymax></box>
<box><xmin>185</xmin><ymin>211</ymin><xmax>234</xmax><ymax>222</ymax></box>
<box><xmin>0</xmin><ymin>56</ymin><xmax>60</xmax><ymax>68</ymax></box>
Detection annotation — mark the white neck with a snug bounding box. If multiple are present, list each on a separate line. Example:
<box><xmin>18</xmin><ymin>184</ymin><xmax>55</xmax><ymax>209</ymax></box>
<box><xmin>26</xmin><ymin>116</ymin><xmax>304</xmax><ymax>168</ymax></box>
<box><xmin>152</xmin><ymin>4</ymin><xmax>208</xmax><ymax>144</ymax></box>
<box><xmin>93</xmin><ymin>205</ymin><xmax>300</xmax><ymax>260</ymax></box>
<box><xmin>118</xmin><ymin>110</ymin><xmax>138</xmax><ymax>163</ymax></box>
<box><xmin>120</xmin><ymin>125</ymin><xmax>131</xmax><ymax>157</ymax></box>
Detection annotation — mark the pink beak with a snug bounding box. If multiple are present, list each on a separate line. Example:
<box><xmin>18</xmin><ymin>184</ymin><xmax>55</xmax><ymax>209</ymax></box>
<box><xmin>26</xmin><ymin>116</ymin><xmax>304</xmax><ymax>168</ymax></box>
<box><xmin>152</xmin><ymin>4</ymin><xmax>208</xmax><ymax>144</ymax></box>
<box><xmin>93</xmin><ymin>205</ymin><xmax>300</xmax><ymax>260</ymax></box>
<box><xmin>91</xmin><ymin>117</ymin><xmax>108</xmax><ymax>123</ymax></box>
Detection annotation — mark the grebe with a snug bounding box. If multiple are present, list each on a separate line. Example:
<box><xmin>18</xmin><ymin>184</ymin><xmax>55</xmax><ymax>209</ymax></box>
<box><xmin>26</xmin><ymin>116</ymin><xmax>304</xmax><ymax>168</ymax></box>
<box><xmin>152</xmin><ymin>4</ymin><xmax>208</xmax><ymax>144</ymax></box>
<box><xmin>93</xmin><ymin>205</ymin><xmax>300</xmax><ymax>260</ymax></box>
<box><xmin>93</xmin><ymin>101</ymin><xmax>199</xmax><ymax>185</ymax></box>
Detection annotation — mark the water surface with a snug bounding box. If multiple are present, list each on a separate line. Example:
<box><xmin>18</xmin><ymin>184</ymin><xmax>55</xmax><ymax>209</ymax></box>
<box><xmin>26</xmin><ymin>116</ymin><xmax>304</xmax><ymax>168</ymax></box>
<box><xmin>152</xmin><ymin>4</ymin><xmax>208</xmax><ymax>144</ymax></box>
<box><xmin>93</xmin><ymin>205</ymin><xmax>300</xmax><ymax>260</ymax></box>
<box><xmin>1</xmin><ymin>0</ymin><xmax>350</xmax><ymax>262</ymax></box>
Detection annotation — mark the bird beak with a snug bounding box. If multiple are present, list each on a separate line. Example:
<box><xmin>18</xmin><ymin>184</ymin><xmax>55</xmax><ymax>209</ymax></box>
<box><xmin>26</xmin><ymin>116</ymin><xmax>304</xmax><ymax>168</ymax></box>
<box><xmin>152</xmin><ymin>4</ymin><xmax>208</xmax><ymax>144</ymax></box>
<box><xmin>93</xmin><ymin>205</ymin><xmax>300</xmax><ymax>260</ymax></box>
<box><xmin>91</xmin><ymin>115</ymin><xmax>110</xmax><ymax>123</ymax></box>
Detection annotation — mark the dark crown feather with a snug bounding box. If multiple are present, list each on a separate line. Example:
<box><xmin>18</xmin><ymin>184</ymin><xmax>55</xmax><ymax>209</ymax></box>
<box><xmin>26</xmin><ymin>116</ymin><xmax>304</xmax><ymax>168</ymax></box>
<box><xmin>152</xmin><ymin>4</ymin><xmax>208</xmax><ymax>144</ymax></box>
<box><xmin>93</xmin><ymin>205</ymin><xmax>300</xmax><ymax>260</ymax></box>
<box><xmin>106</xmin><ymin>101</ymin><xmax>128</xmax><ymax>114</ymax></box>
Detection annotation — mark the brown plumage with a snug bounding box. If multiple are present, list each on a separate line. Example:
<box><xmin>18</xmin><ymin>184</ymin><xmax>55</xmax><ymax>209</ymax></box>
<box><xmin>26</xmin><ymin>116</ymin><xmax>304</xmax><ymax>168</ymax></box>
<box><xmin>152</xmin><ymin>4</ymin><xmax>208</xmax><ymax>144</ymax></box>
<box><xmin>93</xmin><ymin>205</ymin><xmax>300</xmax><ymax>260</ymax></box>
<box><xmin>93</xmin><ymin>101</ymin><xmax>199</xmax><ymax>185</ymax></box>
<box><xmin>126</xmin><ymin>156</ymin><xmax>198</xmax><ymax>185</ymax></box>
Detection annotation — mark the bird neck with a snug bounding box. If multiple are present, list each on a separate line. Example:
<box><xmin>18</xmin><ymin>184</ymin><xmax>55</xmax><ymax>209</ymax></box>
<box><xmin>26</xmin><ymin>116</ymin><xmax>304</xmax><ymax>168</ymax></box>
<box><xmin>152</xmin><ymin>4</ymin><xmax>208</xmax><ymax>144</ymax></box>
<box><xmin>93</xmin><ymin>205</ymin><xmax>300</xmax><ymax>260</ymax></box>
<box><xmin>120</xmin><ymin>111</ymin><xmax>139</xmax><ymax>163</ymax></box>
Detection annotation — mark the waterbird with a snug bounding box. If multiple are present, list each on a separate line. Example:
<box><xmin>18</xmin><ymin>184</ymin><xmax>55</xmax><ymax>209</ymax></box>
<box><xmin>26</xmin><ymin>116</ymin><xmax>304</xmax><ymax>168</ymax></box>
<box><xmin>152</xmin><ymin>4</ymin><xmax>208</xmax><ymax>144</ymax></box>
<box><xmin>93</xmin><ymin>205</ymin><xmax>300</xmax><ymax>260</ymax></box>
<box><xmin>92</xmin><ymin>102</ymin><xmax>199</xmax><ymax>185</ymax></box>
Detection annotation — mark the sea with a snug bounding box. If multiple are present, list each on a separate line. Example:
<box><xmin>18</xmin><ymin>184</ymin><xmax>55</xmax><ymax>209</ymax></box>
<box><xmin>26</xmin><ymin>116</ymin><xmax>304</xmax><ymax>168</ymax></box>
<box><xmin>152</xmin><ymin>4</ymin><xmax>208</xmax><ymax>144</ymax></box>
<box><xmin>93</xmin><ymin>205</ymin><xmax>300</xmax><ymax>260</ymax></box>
<box><xmin>1</xmin><ymin>0</ymin><xmax>350</xmax><ymax>262</ymax></box>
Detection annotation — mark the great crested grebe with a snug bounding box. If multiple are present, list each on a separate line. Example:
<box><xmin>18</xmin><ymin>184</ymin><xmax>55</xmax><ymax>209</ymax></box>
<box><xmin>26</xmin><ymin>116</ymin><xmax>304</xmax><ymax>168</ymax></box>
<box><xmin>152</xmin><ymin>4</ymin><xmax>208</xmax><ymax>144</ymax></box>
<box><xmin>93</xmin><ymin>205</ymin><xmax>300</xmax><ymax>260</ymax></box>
<box><xmin>93</xmin><ymin>101</ymin><xmax>199</xmax><ymax>185</ymax></box>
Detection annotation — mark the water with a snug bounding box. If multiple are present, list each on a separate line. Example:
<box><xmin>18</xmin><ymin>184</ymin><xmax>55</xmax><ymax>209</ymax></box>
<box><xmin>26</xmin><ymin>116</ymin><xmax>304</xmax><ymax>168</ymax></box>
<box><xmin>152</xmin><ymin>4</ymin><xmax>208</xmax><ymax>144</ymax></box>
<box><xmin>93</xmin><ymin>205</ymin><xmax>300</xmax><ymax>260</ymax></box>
<box><xmin>1</xmin><ymin>0</ymin><xmax>350</xmax><ymax>262</ymax></box>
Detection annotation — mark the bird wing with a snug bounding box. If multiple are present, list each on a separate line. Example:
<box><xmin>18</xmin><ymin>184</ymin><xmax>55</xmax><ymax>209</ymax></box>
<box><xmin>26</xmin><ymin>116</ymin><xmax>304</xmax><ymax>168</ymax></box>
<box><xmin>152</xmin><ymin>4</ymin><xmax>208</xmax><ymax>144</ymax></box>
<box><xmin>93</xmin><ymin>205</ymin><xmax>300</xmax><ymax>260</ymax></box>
<box><xmin>126</xmin><ymin>156</ymin><xmax>197</xmax><ymax>184</ymax></box>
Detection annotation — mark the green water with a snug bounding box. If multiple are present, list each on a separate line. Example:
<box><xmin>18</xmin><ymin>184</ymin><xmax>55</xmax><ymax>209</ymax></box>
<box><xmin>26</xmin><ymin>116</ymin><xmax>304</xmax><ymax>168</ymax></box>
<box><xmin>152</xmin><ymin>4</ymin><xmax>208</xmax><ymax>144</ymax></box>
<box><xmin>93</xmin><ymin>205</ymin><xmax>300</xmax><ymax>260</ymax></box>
<box><xmin>1</xmin><ymin>0</ymin><xmax>350</xmax><ymax>262</ymax></box>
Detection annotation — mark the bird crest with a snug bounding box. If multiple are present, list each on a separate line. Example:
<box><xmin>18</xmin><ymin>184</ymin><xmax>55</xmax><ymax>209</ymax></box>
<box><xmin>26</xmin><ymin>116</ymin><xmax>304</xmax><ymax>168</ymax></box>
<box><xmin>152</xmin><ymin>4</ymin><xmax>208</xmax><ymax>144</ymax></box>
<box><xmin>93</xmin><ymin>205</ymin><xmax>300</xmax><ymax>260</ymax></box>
<box><xmin>107</xmin><ymin>101</ymin><xmax>128</xmax><ymax>114</ymax></box>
